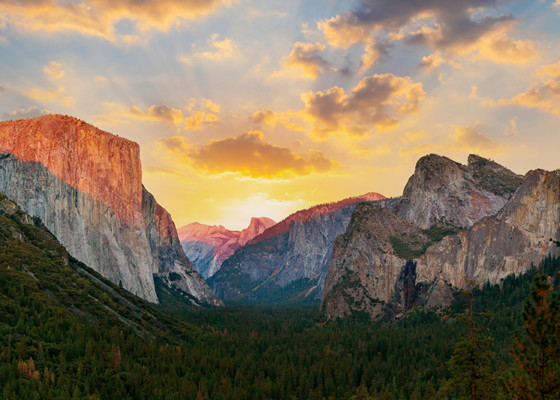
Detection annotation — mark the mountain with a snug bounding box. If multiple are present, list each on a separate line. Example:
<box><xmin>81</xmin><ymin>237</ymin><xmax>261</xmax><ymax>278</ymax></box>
<box><xmin>394</xmin><ymin>154</ymin><xmax>522</xmax><ymax>229</ymax></box>
<box><xmin>177</xmin><ymin>217</ymin><xmax>276</xmax><ymax>279</ymax></box>
<box><xmin>0</xmin><ymin>191</ymin><xmax>179</xmax><ymax>339</ymax></box>
<box><xmin>208</xmin><ymin>192</ymin><xmax>386</xmax><ymax>304</ymax></box>
<box><xmin>0</xmin><ymin>115</ymin><xmax>220</xmax><ymax>306</ymax></box>
<box><xmin>321</xmin><ymin>203</ymin><xmax>432</xmax><ymax>320</ymax></box>
<box><xmin>416</xmin><ymin>168</ymin><xmax>560</xmax><ymax>291</ymax></box>
<box><xmin>321</xmin><ymin>154</ymin><xmax>541</xmax><ymax>320</ymax></box>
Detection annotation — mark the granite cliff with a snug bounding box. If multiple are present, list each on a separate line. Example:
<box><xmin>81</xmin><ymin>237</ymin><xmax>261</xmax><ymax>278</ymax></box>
<box><xmin>394</xmin><ymin>154</ymin><xmax>522</xmax><ymax>229</ymax></box>
<box><xmin>0</xmin><ymin>115</ymin><xmax>220</xmax><ymax>305</ymax></box>
<box><xmin>321</xmin><ymin>154</ymin><xmax>557</xmax><ymax>321</ymax></box>
<box><xmin>416</xmin><ymin>169</ymin><xmax>560</xmax><ymax>290</ymax></box>
<box><xmin>208</xmin><ymin>193</ymin><xmax>386</xmax><ymax>304</ymax></box>
<box><xmin>321</xmin><ymin>204</ymin><xmax>431</xmax><ymax>320</ymax></box>
<box><xmin>178</xmin><ymin>217</ymin><xmax>276</xmax><ymax>279</ymax></box>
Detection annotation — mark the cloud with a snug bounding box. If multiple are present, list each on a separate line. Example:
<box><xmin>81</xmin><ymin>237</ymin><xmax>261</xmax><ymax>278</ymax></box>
<box><xmin>43</xmin><ymin>61</ymin><xmax>65</xmax><ymax>82</ymax></box>
<box><xmin>398</xmin><ymin>124</ymin><xmax>504</xmax><ymax>160</ymax></box>
<box><xmin>301</xmin><ymin>73</ymin><xmax>425</xmax><ymax>138</ymax></box>
<box><xmin>318</xmin><ymin>0</ymin><xmax>536</xmax><ymax>67</ymax></box>
<box><xmin>184</xmin><ymin>111</ymin><xmax>220</xmax><ymax>130</ymax></box>
<box><xmin>158</xmin><ymin>131</ymin><xmax>337</xmax><ymax>179</ymax></box>
<box><xmin>249</xmin><ymin>109</ymin><xmax>305</xmax><ymax>132</ymax></box>
<box><xmin>284</xmin><ymin>42</ymin><xmax>330</xmax><ymax>79</ymax></box>
<box><xmin>27</xmin><ymin>85</ymin><xmax>75</xmax><ymax>107</ymax></box>
<box><xmin>418</xmin><ymin>52</ymin><xmax>461</xmax><ymax>70</ymax></box>
<box><xmin>181</xmin><ymin>34</ymin><xmax>238</xmax><ymax>63</ymax></box>
<box><xmin>473</xmin><ymin>28</ymin><xmax>537</xmax><ymax>64</ymax></box>
<box><xmin>454</xmin><ymin>124</ymin><xmax>503</xmax><ymax>151</ymax></box>
<box><xmin>359</xmin><ymin>40</ymin><xmax>387</xmax><ymax>71</ymax></box>
<box><xmin>129</xmin><ymin>104</ymin><xmax>185</xmax><ymax>125</ymax></box>
<box><xmin>0</xmin><ymin>0</ymin><xmax>231</xmax><ymax>43</ymax></box>
<box><xmin>1</xmin><ymin>106</ymin><xmax>50</xmax><ymax>121</ymax></box>
<box><xmin>319</xmin><ymin>0</ymin><xmax>513</xmax><ymax>47</ymax></box>
<box><xmin>488</xmin><ymin>61</ymin><xmax>560</xmax><ymax>114</ymax></box>
<box><xmin>95</xmin><ymin>100</ymin><xmax>221</xmax><ymax>129</ymax></box>
<box><xmin>250</xmin><ymin>110</ymin><xmax>275</xmax><ymax>125</ymax></box>
<box><xmin>205</xmin><ymin>100</ymin><xmax>220</xmax><ymax>113</ymax></box>
<box><xmin>504</xmin><ymin>117</ymin><xmax>518</xmax><ymax>137</ymax></box>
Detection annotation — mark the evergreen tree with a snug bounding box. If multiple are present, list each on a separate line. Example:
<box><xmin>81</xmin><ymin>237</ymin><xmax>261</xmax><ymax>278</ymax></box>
<box><xmin>511</xmin><ymin>274</ymin><xmax>560</xmax><ymax>399</ymax></box>
<box><xmin>446</xmin><ymin>284</ymin><xmax>496</xmax><ymax>399</ymax></box>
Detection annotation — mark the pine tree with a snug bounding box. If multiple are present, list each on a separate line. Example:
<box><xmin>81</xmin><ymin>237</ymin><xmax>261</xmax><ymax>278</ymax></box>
<box><xmin>511</xmin><ymin>274</ymin><xmax>560</xmax><ymax>399</ymax></box>
<box><xmin>446</xmin><ymin>284</ymin><xmax>496</xmax><ymax>399</ymax></box>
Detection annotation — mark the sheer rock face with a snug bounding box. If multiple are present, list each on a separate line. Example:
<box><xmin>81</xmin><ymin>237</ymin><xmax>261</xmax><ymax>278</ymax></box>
<box><xmin>395</xmin><ymin>154</ymin><xmax>522</xmax><ymax>229</ymax></box>
<box><xmin>321</xmin><ymin>156</ymin><xmax>559</xmax><ymax>321</ymax></box>
<box><xmin>0</xmin><ymin>115</ymin><xmax>143</xmax><ymax>226</ymax></box>
<box><xmin>321</xmin><ymin>204</ymin><xmax>430</xmax><ymax>320</ymax></box>
<box><xmin>178</xmin><ymin>217</ymin><xmax>276</xmax><ymax>279</ymax></box>
<box><xmin>209</xmin><ymin>193</ymin><xmax>386</xmax><ymax>304</ymax></box>
<box><xmin>416</xmin><ymin>169</ymin><xmax>560</xmax><ymax>289</ymax></box>
<box><xmin>0</xmin><ymin>115</ymin><xmax>220</xmax><ymax>305</ymax></box>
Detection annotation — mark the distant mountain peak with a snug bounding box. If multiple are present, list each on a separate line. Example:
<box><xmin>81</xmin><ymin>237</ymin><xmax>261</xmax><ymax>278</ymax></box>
<box><xmin>248</xmin><ymin>192</ymin><xmax>386</xmax><ymax>245</ymax></box>
<box><xmin>178</xmin><ymin>216</ymin><xmax>277</xmax><ymax>278</ymax></box>
<box><xmin>395</xmin><ymin>153</ymin><xmax>522</xmax><ymax>229</ymax></box>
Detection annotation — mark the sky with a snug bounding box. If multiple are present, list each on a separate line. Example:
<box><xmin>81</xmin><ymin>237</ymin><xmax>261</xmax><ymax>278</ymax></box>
<box><xmin>1</xmin><ymin>0</ymin><xmax>560</xmax><ymax>230</ymax></box>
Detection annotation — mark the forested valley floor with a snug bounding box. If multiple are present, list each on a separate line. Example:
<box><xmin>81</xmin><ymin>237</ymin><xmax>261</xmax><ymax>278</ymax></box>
<box><xmin>1</xmin><ymin>204</ymin><xmax>559</xmax><ymax>400</ymax></box>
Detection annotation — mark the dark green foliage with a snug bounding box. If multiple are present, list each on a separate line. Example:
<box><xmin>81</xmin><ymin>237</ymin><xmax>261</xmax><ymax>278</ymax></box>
<box><xmin>168</xmin><ymin>272</ymin><xmax>182</xmax><ymax>282</ymax></box>
<box><xmin>390</xmin><ymin>222</ymin><xmax>460</xmax><ymax>260</ymax></box>
<box><xmin>446</xmin><ymin>287</ymin><xmax>496</xmax><ymax>399</ymax></box>
<box><xmin>423</xmin><ymin>222</ymin><xmax>461</xmax><ymax>243</ymax></box>
<box><xmin>511</xmin><ymin>274</ymin><xmax>560</xmax><ymax>399</ymax></box>
<box><xmin>389</xmin><ymin>233</ymin><xmax>429</xmax><ymax>260</ymax></box>
<box><xmin>471</xmin><ymin>157</ymin><xmax>523</xmax><ymax>196</ymax></box>
<box><xmin>3</xmin><ymin>191</ymin><xmax>560</xmax><ymax>399</ymax></box>
<box><xmin>238</xmin><ymin>278</ymin><xmax>320</xmax><ymax>306</ymax></box>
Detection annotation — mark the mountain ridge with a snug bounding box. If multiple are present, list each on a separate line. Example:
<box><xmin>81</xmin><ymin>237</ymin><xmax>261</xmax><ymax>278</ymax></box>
<box><xmin>321</xmin><ymin>154</ymin><xmax>559</xmax><ymax>320</ymax></box>
<box><xmin>209</xmin><ymin>192</ymin><xmax>387</xmax><ymax>304</ymax></box>
<box><xmin>0</xmin><ymin>115</ymin><xmax>220</xmax><ymax>306</ymax></box>
<box><xmin>178</xmin><ymin>216</ymin><xmax>276</xmax><ymax>278</ymax></box>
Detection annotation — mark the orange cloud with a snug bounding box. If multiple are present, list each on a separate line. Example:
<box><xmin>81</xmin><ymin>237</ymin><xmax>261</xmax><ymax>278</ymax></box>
<box><xmin>301</xmin><ymin>73</ymin><xmax>425</xmax><ymax>138</ymax></box>
<box><xmin>27</xmin><ymin>85</ymin><xmax>75</xmax><ymax>107</ymax></box>
<box><xmin>418</xmin><ymin>52</ymin><xmax>461</xmax><ymax>70</ymax></box>
<box><xmin>454</xmin><ymin>124</ymin><xmax>503</xmax><ymax>152</ymax></box>
<box><xmin>359</xmin><ymin>40</ymin><xmax>387</xmax><ymax>71</ymax></box>
<box><xmin>181</xmin><ymin>34</ymin><xmax>238</xmax><ymax>63</ymax></box>
<box><xmin>0</xmin><ymin>0</ymin><xmax>231</xmax><ymax>43</ymax></box>
<box><xmin>95</xmin><ymin>101</ymin><xmax>221</xmax><ymax>128</ymax></box>
<box><xmin>43</xmin><ymin>61</ymin><xmax>65</xmax><ymax>81</ymax></box>
<box><xmin>318</xmin><ymin>15</ymin><xmax>372</xmax><ymax>48</ymax></box>
<box><xmin>129</xmin><ymin>104</ymin><xmax>185</xmax><ymax>125</ymax></box>
<box><xmin>488</xmin><ymin>61</ymin><xmax>560</xmax><ymax>114</ymax></box>
<box><xmin>249</xmin><ymin>109</ymin><xmax>305</xmax><ymax>132</ymax></box>
<box><xmin>284</xmin><ymin>42</ymin><xmax>330</xmax><ymax>79</ymax></box>
<box><xmin>159</xmin><ymin>131</ymin><xmax>337</xmax><ymax>179</ymax></box>
<box><xmin>473</xmin><ymin>29</ymin><xmax>537</xmax><ymax>64</ymax></box>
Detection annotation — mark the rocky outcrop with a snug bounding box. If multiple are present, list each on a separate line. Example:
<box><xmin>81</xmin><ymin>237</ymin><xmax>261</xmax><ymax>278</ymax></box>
<box><xmin>209</xmin><ymin>193</ymin><xmax>386</xmax><ymax>304</ymax></box>
<box><xmin>321</xmin><ymin>204</ymin><xmax>431</xmax><ymax>320</ymax></box>
<box><xmin>178</xmin><ymin>217</ymin><xmax>276</xmax><ymax>279</ymax></box>
<box><xmin>142</xmin><ymin>188</ymin><xmax>221</xmax><ymax>305</ymax></box>
<box><xmin>321</xmin><ymin>156</ymin><xmax>558</xmax><ymax>321</ymax></box>
<box><xmin>395</xmin><ymin>154</ymin><xmax>522</xmax><ymax>229</ymax></box>
<box><xmin>416</xmin><ymin>169</ymin><xmax>560</xmax><ymax>290</ymax></box>
<box><xmin>0</xmin><ymin>115</ymin><xmax>220</xmax><ymax>305</ymax></box>
<box><xmin>0</xmin><ymin>115</ymin><xmax>142</xmax><ymax>226</ymax></box>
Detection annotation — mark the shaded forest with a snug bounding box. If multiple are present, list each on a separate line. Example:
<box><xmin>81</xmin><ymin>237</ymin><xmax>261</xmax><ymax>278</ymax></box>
<box><xmin>1</xmin><ymin>195</ymin><xmax>559</xmax><ymax>399</ymax></box>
